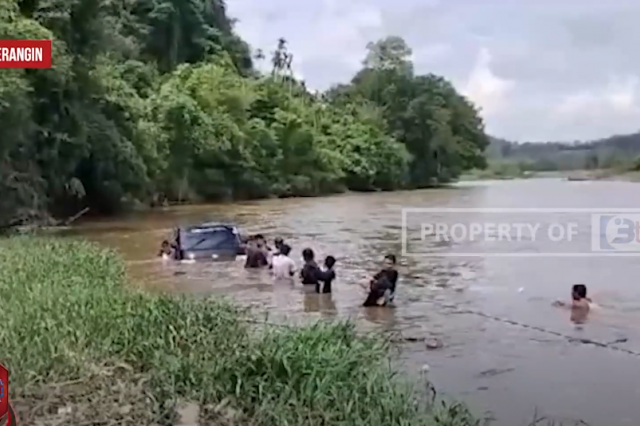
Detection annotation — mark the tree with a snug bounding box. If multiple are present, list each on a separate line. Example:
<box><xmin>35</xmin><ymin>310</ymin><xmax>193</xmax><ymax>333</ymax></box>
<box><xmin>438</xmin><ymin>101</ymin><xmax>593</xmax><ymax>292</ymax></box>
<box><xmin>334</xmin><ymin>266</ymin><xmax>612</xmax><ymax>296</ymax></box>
<box><xmin>0</xmin><ymin>6</ymin><xmax>487</xmax><ymax>229</ymax></box>
<box><xmin>334</xmin><ymin>37</ymin><xmax>488</xmax><ymax>186</ymax></box>
<box><xmin>362</xmin><ymin>35</ymin><xmax>412</xmax><ymax>71</ymax></box>
<box><xmin>585</xmin><ymin>152</ymin><xmax>599</xmax><ymax>170</ymax></box>
<box><xmin>271</xmin><ymin>37</ymin><xmax>293</xmax><ymax>78</ymax></box>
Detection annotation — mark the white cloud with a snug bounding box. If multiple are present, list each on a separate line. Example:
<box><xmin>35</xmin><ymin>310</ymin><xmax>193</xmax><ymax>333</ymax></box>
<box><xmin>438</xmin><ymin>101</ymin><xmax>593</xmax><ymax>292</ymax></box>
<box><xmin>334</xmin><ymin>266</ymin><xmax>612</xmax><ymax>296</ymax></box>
<box><xmin>606</xmin><ymin>77</ymin><xmax>638</xmax><ymax>111</ymax></box>
<box><xmin>227</xmin><ymin>0</ymin><xmax>640</xmax><ymax>141</ymax></box>
<box><xmin>461</xmin><ymin>48</ymin><xmax>514</xmax><ymax>117</ymax></box>
<box><xmin>556</xmin><ymin>76</ymin><xmax>639</xmax><ymax>116</ymax></box>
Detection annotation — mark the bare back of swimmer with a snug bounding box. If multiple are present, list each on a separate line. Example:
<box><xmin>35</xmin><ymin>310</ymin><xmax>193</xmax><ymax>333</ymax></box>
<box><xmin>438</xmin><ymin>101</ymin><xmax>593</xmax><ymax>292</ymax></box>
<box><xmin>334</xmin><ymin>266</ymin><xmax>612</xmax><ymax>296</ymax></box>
<box><xmin>245</xmin><ymin>236</ymin><xmax>268</xmax><ymax>268</ymax></box>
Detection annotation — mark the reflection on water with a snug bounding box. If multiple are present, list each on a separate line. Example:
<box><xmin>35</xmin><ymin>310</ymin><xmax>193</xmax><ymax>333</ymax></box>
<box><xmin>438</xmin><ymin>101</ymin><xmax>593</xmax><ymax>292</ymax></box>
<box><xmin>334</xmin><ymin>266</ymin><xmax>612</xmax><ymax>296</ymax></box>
<box><xmin>67</xmin><ymin>179</ymin><xmax>640</xmax><ymax>426</ymax></box>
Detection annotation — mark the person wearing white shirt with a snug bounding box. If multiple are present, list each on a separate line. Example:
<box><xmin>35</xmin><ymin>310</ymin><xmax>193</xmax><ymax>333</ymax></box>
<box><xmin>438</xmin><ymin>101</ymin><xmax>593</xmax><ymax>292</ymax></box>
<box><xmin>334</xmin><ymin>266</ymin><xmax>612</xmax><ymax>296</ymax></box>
<box><xmin>270</xmin><ymin>244</ymin><xmax>296</xmax><ymax>280</ymax></box>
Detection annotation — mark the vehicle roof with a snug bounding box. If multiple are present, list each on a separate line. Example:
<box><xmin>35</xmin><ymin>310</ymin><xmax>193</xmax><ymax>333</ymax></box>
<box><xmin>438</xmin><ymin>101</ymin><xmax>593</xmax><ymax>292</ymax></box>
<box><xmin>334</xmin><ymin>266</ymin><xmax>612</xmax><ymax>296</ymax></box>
<box><xmin>179</xmin><ymin>222</ymin><xmax>237</xmax><ymax>233</ymax></box>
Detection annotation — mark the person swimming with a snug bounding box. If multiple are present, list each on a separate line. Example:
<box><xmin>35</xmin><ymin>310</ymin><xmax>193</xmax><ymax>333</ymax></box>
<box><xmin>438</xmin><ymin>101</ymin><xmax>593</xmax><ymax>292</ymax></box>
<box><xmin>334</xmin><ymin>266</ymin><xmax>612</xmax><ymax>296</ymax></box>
<box><xmin>362</xmin><ymin>254</ymin><xmax>398</xmax><ymax>307</ymax></box>
<box><xmin>317</xmin><ymin>256</ymin><xmax>336</xmax><ymax>294</ymax></box>
<box><xmin>270</xmin><ymin>244</ymin><xmax>296</xmax><ymax>279</ymax></box>
<box><xmin>244</xmin><ymin>235</ymin><xmax>268</xmax><ymax>268</ymax></box>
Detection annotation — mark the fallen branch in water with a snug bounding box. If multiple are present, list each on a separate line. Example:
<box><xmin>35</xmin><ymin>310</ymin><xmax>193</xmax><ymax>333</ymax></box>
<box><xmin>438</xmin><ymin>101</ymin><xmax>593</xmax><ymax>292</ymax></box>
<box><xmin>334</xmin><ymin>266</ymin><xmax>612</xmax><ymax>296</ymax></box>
<box><xmin>6</xmin><ymin>207</ymin><xmax>90</xmax><ymax>234</ymax></box>
<box><xmin>62</xmin><ymin>207</ymin><xmax>90</xmax><ymax>226</ymax></box>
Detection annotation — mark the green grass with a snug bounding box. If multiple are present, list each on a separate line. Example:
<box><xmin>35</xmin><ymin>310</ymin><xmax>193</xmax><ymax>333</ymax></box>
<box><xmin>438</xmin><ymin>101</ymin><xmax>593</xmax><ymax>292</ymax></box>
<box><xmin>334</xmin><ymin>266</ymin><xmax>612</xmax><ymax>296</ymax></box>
<box><xmin>0</xmin><ymin>237</ymin><xmax>484</xmax><ymax>425</ymax></box>
<box><xmin>460</xmin><ymin>162</ymin><xmax>532</xmax><ymax>181</ymax></box>
<box><xmin>591</xmin><ymin>169</ymin><xmax>640</xmax><ymax>182</ymax></box>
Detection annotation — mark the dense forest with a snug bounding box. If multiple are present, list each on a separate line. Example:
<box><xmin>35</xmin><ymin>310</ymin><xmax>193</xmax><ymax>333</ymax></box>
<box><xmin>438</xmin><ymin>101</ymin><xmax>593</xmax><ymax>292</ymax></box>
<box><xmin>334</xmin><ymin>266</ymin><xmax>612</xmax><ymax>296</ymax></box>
<box><xmin>0</xmin><ymin>0</ymin><xmax>490</xmax><ymax>228</ymax></box>
<box><xmin>488</xmin><ymin>132</ymin><xmax>640</xmax><ymax>172</ymax></box>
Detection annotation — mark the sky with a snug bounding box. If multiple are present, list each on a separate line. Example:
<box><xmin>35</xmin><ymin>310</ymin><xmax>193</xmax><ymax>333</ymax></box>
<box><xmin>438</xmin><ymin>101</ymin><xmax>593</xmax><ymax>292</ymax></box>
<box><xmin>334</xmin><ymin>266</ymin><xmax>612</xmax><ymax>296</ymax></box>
<box><xmin>227</xmin><ymin>0</ymin><xmax>640</xmax><ymax>142</ymax></box>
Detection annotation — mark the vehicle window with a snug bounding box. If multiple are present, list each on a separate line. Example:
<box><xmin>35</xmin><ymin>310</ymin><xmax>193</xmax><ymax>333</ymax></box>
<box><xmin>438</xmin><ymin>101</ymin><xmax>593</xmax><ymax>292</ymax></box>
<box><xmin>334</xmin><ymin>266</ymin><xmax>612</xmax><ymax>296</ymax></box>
<box><xmin>183</xmin><ymin>229</ymin><xmax>236</xmax><ymax>250</ymax></box>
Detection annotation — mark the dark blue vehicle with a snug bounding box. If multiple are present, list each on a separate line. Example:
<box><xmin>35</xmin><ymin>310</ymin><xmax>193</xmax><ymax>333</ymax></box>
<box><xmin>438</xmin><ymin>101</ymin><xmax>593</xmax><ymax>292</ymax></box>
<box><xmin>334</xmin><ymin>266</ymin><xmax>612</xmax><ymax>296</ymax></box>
<box><xmin>173</xmin><ymin>222</ymin><xmax>245</xmax><ymax>260</ymax></box>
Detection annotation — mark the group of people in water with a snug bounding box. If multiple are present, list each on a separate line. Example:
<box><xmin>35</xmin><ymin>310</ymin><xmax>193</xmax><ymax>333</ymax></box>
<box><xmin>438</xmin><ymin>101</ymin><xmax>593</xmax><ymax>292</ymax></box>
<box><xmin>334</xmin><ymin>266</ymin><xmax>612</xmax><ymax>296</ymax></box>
<box><xmin>241</xmin><ymin>235</ymin><xmax>593</xmax><ymax>313</ymax></box>
<box><xmin>242</xmin><ymin>234</ymin><xmax>398</xmax><ymax>306</ymax></box>
<box><xmin>159</xmin><ymin>233</ymin><xmax>596</xmax><ymax>313</ymax></box>
<box><xmin>159</xmin><ymin>233</ymin><xmax>399</xmax><ymax>307</ymax></box>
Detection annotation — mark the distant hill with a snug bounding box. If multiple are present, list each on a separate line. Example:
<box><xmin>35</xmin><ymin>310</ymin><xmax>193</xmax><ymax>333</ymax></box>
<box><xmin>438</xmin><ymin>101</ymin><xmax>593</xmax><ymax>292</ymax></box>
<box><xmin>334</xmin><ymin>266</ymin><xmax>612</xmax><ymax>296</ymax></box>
<box><xmin>486</xmin><ymin>132</ymin><xmax>640</xmax><ymax>171</ymax></box>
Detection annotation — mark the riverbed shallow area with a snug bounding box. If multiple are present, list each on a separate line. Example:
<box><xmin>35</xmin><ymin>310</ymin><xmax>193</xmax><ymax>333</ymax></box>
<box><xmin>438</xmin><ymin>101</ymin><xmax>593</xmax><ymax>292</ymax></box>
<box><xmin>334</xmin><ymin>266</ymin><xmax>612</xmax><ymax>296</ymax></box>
<box><xmin>65</xmin><ymin>179</ymin><xmax>640</xmax><ymax>426</ymax></box>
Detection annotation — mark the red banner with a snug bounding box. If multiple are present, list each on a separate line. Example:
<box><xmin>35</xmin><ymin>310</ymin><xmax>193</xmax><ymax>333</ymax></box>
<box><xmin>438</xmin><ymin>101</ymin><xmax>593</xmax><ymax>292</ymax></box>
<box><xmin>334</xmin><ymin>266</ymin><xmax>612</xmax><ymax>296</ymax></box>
<box><xmin>0</xmin><ymin>363</ymin><xmax>15</xmax><ymax>425</ymax></box>
<box><xmin>0</xmin><ymin>363</ymin><xmax>7</xmax><ymax>420</ymax></box>
<box><xmin>0</xmin><ymin>39</ymin><xmax>52</xmax><ymax>68</ymax></box>
<box><xmin>4</xmin><ymin>406</ymin><xmax>15</xmax><ymax>426</ymax></box>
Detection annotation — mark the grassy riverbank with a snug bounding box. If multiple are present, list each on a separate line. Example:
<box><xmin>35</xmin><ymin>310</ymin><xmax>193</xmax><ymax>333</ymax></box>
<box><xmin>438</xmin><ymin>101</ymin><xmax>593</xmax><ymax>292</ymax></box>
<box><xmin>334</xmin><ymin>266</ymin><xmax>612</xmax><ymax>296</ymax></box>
<box><xmin>459</xmin><ymin>162</ymin><xmax>534</xmax><ymax>181</ymax></box>
<box><xmin>460</xmin><ymin>165</ymin><xmax>640</xmax><ymax>183</ymax></box>
<box><xmin>0</xmin><ymin>237</ymin><xmax>481</xmax><ymax>425</ymax></box>
<box><xmin>585</xmin><ymin>169</ymin><xmax>640</xmax><ymax>182</ymax></box>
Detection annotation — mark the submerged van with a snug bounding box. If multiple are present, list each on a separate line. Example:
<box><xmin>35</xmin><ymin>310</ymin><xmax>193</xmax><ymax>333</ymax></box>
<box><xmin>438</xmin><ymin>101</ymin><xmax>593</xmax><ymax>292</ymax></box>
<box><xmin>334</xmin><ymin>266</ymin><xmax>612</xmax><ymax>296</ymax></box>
<box><xmin>173</xmin><ymin>222</ymin><xmax>245</xmax><ymax>260</ymax></box>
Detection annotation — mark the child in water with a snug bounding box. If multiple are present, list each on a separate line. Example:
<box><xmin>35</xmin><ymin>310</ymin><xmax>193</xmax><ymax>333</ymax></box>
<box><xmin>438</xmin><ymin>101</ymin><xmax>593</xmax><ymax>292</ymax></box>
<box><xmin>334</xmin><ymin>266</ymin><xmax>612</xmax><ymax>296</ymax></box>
<box><xmin>554</xmin><ymin>284</ymin><xmax>592</xmax><ymax>310</ymax></box>
<box><xmin>362</xmin><ymin>254</ymin><xmax>398</xmax><ymax>307</ymax></box>
<box><xmin>317</xmin><ymin>256</ymin><xmax>336</xmax><ymax>294</ymax></box>
<box><xmin>158</xmin><ymin>240</ymin><xmax>173</xmax><ymax>258</ymax></box>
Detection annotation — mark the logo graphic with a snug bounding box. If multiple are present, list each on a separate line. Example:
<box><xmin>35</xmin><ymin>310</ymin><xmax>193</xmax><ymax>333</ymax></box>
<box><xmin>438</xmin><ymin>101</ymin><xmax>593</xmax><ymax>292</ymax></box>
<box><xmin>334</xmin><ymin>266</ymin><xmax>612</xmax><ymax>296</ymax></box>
<box><xmin>592</xmin><ymin>214</ymin><xmax>640</xmax><ymax>252</ymax></box>
<box><xmin>0</xmin><ymin>364</ymin><xmax>7</xmax><ymax>419</ymax></box>
<box><xmin>401</xmin><ymin>208</ymin><xmax>640</xmax><ymax>257</ymax></box>
<box><xmin>0</xmin><ymin>363</ymin><xmax>15</xmax><ymax>426</ymax></box>
<box><xmin>0</xmin><ymin>39</ymin><xmax>52</xmax><ymax>69</ymax></box>
<box><xmin>1</xmin><ymin>406</ymin><xmax>16</xmax><ymax>426</ymax></box>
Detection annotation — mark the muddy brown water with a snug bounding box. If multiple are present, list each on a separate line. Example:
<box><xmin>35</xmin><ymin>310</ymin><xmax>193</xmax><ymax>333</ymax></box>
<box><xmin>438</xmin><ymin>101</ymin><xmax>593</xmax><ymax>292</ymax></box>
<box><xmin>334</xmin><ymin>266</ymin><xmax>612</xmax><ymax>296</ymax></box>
<box><xmin>65</xmin><ymin>179</ymin><xmax>640</xmax><ymax>426</ymax></box>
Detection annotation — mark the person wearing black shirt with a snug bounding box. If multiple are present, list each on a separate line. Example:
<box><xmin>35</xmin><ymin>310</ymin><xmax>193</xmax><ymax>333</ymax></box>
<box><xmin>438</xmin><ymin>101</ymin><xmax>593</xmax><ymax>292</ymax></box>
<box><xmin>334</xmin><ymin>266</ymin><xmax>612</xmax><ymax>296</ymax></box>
<box><xmin>299</xmin><ymin>248</ymin><xmax>334</xmax><ymax>288</ymax></box>
<box><xmin>300</xmin><ymin>248</ymin><xmax>320</xmax><ymax>284</ymax></box>
<box><xmin>317</xmin><ymin>256</ymin><xmax>336</xmax><ymax>294</ymax></box>
<box><xmin>362</xmin><ymin>254</ymin><xmax>398</xmax><ymax>307</ymax></box>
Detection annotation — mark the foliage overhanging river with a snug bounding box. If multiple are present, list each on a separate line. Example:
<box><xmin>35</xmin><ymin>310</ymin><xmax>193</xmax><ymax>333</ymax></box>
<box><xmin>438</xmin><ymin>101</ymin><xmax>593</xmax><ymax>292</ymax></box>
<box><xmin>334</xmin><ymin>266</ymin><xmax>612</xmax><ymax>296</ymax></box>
<box><xmin>66</xmin><ymin>179</ymin><xmax>640</xmax><ymax>426</ymax></box>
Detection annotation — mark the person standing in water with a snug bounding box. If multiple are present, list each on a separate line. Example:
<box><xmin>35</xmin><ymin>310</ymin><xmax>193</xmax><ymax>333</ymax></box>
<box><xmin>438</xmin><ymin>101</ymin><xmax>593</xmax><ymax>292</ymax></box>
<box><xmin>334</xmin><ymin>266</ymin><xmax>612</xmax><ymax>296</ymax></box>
<box><xmin>274</xmin><ymin>237</ymin><xmax>284</xmax><ymax>254</ymax></box>
<box><xmin>553</xmin><ymin>284</ymin><xmax>592</xmax><ymax>309</ymax></box>
<box><xmin>317</xmin><ymin>256</ymin><xmax>336</xmax><ymax>294</ymax></box>
<box><xmin>300</xmin><ymin>248</ymin><xmax>320</xmax><ymax>284</ymax></box>
<box><xmin>245</xmin><ymin>236</ymin><xmax>268</xmax><ymax>268</ymax></box>
<box><xmin>362</xmin><ymin>254</ymin><xmax>398</xmax><ymax>307</ymax></box>
<box><xmin>299</xmin><ymin>248</ymin><xmax>332</xmax><ymax>285</ymax></box>
<box><xmin>254</xmin><ymin>234</ymin><xmax>274</xmax><ymax>264</ymax></box>
<box><xmin>268</xmin><ymin>237</ymin><xmax>285</xmax><ymax>267</ymax></box>
<box><xmin>270</xmin><ymin>244</ymin><xmax>296</xmax><ymax>280</ymax></box>
<box><xmin>553</xmin><ymin>284</ymin><xmax>593</xmax><ymax>324</ymax></box>
<box><xmin>253</xmin><ymin>234</ymin><xmax>271</xmax><ymax>252</ymax></box>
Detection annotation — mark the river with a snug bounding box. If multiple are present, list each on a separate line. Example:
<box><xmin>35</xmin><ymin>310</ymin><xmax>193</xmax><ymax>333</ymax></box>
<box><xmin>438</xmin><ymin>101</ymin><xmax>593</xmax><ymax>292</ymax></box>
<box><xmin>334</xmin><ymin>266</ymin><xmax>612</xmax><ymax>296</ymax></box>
<box><xmin>67</xmin><ymin>178</ymin><xmax>640</xmax><ymax>426</ymax></box>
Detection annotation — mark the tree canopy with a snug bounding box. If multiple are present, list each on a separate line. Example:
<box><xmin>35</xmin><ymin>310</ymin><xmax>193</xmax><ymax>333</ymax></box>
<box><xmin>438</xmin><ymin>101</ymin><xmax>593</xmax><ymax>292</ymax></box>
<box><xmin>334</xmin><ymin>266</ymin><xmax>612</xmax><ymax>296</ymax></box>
<box><xmin>0</xmin><ymin>0</ymin><xmax>490</xmax><ymax>227</ymax></box>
